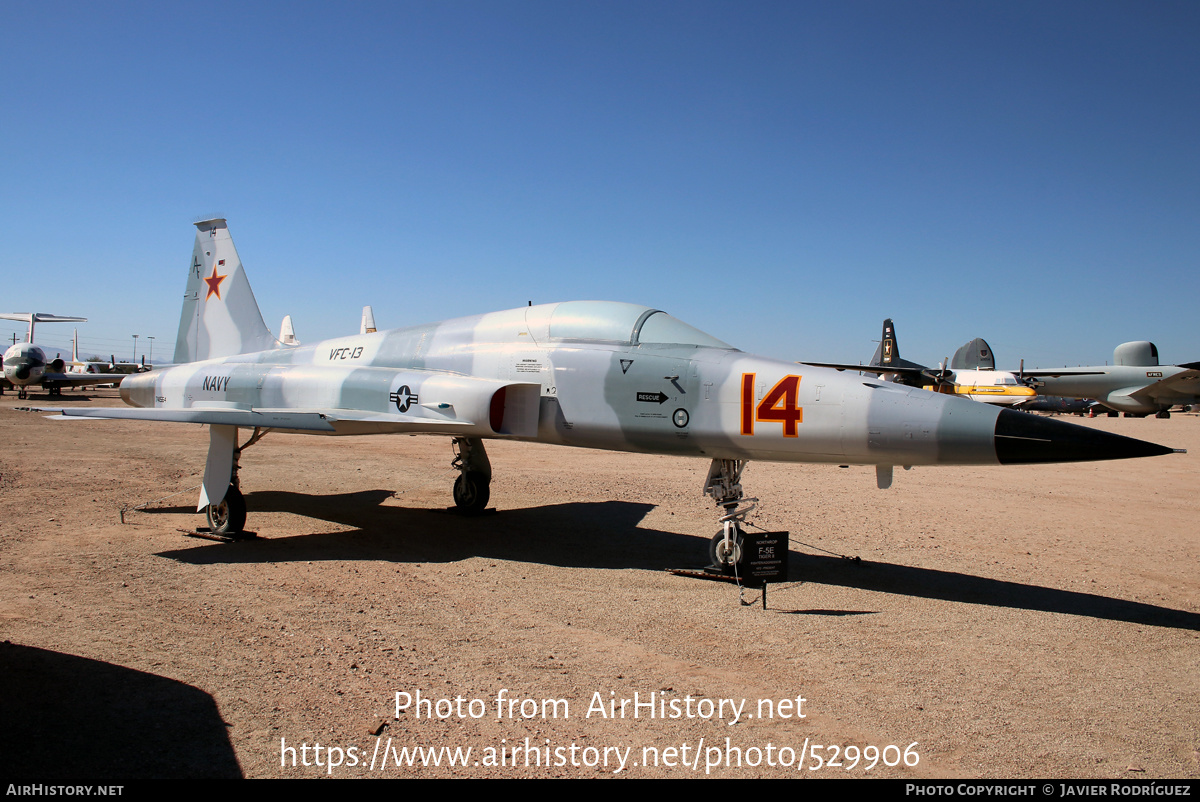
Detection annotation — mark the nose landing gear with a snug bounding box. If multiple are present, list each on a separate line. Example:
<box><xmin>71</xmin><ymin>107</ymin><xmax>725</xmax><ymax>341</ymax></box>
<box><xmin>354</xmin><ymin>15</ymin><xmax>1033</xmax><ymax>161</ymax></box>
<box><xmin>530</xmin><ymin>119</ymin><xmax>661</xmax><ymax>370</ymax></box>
<box><xmin>703</xmin><ymin>458</ymin><xmax>756</xmax><ymax>574</ymax></box>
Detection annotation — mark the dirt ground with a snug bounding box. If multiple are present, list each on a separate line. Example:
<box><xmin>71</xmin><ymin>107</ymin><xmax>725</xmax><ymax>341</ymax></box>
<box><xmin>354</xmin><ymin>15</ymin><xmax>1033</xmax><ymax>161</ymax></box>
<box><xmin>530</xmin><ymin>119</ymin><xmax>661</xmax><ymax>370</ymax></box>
<box><xmin>1</xmin><ymin>388</ymin><xmax>1197</xmax><ymax>779</ymax></box>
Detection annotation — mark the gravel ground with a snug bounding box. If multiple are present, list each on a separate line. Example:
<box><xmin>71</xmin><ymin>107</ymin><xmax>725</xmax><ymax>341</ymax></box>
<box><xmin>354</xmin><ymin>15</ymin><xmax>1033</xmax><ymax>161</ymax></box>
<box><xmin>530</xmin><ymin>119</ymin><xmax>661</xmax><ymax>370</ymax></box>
<box><xmin>1</xmin><ymin>389</ymin><xmax>1197</xmax><ymax>779</ymax></box>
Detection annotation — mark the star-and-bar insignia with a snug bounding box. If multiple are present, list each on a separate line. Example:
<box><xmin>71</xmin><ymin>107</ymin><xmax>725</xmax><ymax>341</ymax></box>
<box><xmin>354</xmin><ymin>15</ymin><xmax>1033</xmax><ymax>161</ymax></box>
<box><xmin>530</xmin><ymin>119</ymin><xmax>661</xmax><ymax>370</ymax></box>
<box><xmin>390</xmin><ymin>385</ymin><xmax>418</xmax><ymax>413</ymax></box>
<box><xmin>204</xmin><ymin>265</ymin><xmax>228</xmax><ymax>301</ymax></box>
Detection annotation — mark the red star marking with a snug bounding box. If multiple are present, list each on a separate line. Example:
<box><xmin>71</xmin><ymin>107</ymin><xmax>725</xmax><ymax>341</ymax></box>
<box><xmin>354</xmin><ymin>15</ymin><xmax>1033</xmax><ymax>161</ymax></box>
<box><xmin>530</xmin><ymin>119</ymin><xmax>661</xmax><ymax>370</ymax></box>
<box><xmin>204</xmin><ymin>265</ymin><xmax>228</xmax><ymax>301</ymax></box>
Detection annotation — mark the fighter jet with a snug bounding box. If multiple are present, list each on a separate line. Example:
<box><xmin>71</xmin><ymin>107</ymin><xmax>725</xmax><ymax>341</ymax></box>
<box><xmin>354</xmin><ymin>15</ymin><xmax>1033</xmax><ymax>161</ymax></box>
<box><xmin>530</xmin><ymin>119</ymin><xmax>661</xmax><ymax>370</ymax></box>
<box><xmin>803</xmin><ymin>320</ymin><xmax>1036</xmax><ymax>405</ymax></box>
<box><xmin>1</xmin><ymin>313</ymin><xmax>127</xmax><ymax>399</ymax></box>
<box><xmin>46</xmin><ymin>220</ymin><xmax>1181</xmax><ymax>571</ymax></box>
<box><xmin>1016</xmin><ymin>342</ymin><xmax>1200</xmax><ymax>418</ymax></box>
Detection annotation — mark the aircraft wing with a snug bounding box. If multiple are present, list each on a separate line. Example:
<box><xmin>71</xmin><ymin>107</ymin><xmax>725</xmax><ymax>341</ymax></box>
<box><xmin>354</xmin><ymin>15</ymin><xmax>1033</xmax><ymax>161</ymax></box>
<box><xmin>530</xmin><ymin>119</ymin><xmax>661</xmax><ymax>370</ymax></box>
<box><xmin>38</xmin><ymin>374</ymin><xmax>541</xmax><ymax>438</ymax></box>
<box><xmin>1130</xmin><ymin>367</ymin><xmax>1200</xmax><ymax>401</ymax></box>
<box><xmin>1011</xmin><ymin>368</ymin><xmax>1108</xmax><ymax>378</ymax></box>
<box><xmin>801</xmin><ymin>361</ymin><xmax>927</xmax><ymax>377</ymax></box>
<box><xmin>43</xmin><ymin>405</ymin><xmax>479</xmax><ymax>435</ymax></box>
<box><xmin>799</xmin><ymin>361</ymin><xmax>955</xmax><ymax>387</ymax></box>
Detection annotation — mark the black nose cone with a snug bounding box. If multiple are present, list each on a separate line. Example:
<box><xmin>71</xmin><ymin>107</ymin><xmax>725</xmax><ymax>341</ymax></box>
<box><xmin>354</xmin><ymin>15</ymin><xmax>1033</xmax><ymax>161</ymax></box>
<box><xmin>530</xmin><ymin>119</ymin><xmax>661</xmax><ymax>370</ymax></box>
<box><xmin>995</xmin><ymin>408</ymin><xmax>1178</xmax><ymax>464</ymax></box>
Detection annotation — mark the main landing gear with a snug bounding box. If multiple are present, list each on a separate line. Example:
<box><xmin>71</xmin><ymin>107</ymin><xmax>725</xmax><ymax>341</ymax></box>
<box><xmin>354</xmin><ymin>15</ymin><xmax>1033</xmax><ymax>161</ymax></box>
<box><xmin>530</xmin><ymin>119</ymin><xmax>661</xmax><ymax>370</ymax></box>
<box><xmin>703</xmin><ymin>458</ymin><xmax>757</xmax><ymax>575</ymax></box>
<box><xmin>207</xmin><ymin>483</ymin><xmax>246</xmax><ymax>535</ymax></box>
<box><xmin>203</xmin><ymin>427</ymin><xmax>267</xmax><ymax>537</ymax></box>
<box><xmin>451</xmin><ymin>437</ymin><xmax>492</xmax><ymax>514</ymax></box>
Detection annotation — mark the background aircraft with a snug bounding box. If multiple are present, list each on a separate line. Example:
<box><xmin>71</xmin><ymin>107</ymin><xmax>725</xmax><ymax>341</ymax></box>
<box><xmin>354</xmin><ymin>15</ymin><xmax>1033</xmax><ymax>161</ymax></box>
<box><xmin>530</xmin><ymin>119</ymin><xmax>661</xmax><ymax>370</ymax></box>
<box><xmin>803</xmin><ymin>319</ymin><xmax>949</xmax><ymax>387</ymax></box>
<box><xmin>803</xmin><ymin>320</ymin><xmax>1036</xmax><ymax>406</ymax></box>
<box><xmin>45</xmin><ymin>221</ymin><xmax>1179</xmax><ymax>572</ymax></box>
<box><xmin>1015</xmin><ymin>342</ymin><xmax>1200</xmax><ymax>418</ymax></box>
<box><xmin>1</xmin><ymin>313</ymin><xmax>127</xmax><ymax>398</ymax></box>
<box><xmin>945</xmin><ymin>336</ymin><xmax>1037</xmax><ymax>405</ymax></box>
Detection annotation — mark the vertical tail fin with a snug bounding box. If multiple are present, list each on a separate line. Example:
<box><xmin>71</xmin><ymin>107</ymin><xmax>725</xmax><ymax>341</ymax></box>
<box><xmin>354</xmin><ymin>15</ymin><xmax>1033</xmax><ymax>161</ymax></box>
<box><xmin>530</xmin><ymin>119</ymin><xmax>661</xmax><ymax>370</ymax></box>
<box><xmin>950</xmin><ymin>337</ymin><xmax>996</xmax><ymax>370</ymax></box>
<box><xmin>174</xmin><ymin>219</ymin><xmax>280</xmax><ymax>363</ymax></box>
<box><xmin>870</xmin><ymin>318</ymin><xmax>900</xmax><ymax>367</ymax></box>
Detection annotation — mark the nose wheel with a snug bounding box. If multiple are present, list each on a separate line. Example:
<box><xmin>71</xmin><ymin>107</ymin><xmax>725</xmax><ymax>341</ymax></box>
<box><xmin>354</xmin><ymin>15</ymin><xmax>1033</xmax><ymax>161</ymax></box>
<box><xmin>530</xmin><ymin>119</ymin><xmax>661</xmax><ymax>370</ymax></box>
<box><xmin>709</xmin><ymin>525</ymin><xmax>746</xmax><ymax>572</ymax></box>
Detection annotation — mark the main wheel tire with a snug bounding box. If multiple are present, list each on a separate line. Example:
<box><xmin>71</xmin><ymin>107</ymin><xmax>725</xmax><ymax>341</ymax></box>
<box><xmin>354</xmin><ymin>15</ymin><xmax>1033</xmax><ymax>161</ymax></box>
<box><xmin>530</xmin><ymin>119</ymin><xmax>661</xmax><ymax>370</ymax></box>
<box><xmin>709</xmin><ymin>527</ymin><xmax>745</xmax><ymax>573</ymax></box>
<box><xmin>207</xmin><ymin>485</ymin><xmax>247</xmax><ymax>535</ymax></box>
<box><xmin>453</xmin><ymin>472</ymin><xmax>490</xmax><ymax>514</ymax></box>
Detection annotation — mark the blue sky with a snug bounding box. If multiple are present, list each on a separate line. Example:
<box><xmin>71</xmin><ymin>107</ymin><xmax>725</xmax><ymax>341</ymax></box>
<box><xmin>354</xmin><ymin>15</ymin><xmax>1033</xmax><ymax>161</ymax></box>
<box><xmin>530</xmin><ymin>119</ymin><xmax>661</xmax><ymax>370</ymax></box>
<box><xmin>3</xmin><ymin>1</ymin><xmax>1197</xmax><ymax>368</ymax></box>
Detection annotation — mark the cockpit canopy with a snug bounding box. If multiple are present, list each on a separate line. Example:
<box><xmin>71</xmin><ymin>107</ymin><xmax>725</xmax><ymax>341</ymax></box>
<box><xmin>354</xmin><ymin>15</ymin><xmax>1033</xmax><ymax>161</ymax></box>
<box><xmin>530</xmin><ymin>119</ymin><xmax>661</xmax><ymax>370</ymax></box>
<box><xmin>545</xmin><ymin>301</ymin><xmax>733</xmax><ymax>348</ymax></box>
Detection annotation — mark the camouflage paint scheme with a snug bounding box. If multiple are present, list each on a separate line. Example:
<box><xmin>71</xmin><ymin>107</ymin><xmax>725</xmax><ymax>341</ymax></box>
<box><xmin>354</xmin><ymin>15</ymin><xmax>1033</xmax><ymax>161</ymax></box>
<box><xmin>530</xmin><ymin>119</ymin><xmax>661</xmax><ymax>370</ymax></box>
<box><xmin>57</xmin><ymin>220</ymin><xmax>1178</xmax><ymax>540</ymax></box>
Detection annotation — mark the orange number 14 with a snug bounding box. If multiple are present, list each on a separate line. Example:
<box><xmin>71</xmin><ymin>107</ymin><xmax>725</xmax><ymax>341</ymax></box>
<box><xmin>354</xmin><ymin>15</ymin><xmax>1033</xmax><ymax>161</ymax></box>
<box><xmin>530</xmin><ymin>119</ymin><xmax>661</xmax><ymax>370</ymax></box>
<box><xmin>741</xmin><ymin>373</ymin><xmax>803</xmax><ymax>437</ymax></box>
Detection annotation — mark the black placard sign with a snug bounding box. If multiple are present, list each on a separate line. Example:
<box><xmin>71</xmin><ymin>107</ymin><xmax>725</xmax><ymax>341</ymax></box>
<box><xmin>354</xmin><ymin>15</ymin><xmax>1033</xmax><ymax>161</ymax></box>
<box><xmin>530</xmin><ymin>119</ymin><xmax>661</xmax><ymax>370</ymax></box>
<box><xmin>744</xmin><ymin>530</ymin><xmax>788</xmax><ymax>584</ymax></box>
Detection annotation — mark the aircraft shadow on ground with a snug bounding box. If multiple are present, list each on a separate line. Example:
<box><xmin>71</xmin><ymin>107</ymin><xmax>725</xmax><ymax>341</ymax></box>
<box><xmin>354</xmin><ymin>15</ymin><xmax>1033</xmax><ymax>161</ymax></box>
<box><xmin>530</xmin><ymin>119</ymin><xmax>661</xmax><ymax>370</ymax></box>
<box><xmin>153</xmin><ymin>489</ymin><xmax>1200</xmax><ymax>631</ymax></box>
<box><xmin>156</xmin><ymin>489</ymin><xmax>699</xmax><ymax>572</ymax></box>
<box><xmin>0</xmin><ymin>642</ymin><xmax>242</xmax><ymax>779</ymax></box>
<box><xmin>793</xmin><ymin>554</ymin><xmax>1200</xmax><ymax>631</ymax></box>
